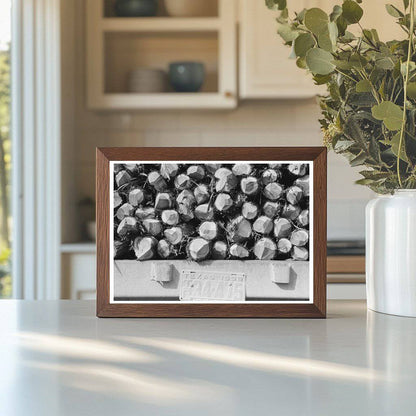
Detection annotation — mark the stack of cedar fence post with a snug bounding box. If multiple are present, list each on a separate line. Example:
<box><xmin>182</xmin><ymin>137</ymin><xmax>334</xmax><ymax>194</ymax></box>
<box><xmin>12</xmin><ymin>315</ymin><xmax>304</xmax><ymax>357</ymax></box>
<box><xmin>114</xmin><ymin>163</ymin><xmax>310</xmax><ymax>262</ymax></box>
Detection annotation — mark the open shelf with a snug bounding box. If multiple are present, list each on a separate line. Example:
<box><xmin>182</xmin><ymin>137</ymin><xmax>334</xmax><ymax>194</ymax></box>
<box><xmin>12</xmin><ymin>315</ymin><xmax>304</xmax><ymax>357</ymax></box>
<box><xmin>86</xmin><ymin>0</ymin><xmax>236</xmax><ymax>109</ymax></box>
<box><xmin>104</xmin><ymin>31</ymin><xmax>219</xmax><ymax>94</ymax></box>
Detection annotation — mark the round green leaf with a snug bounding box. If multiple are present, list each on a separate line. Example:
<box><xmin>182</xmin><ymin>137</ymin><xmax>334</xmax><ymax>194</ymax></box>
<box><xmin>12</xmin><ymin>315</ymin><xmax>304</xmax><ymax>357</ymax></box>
<box><xmin>330</xmin><ymin>5</ymin><xmax>343</xmax><ymax>22</ymax></box>
<box><xmin>407</xmin><ymin>82</ymin><xmax>416</xmax><ymax>99</ymax></box>
<box><xmin>304</xmin><ymin>8</ymin><xmax>329</xmax><ymax>35</ymax></box>
<box><xmin>296</xmin><ymin>57</ymin><xmax>307</xmax><ymax>69</ymax></box>
<box><xmin>371</xmin><ymin>101</ymin><xmax>403</xmax><ymax>131</ymax></box>
<box><xmin>277</xmin><ymin>23</ymin><xmax>299</xmax><ymax>42</ymax></box>
<box><xmin>294</xmin><ymin>33</ymin><xmax>315</xmax><ymax>57</ymax></box>
<box><xmin>306</xmin><ymin>48</ymin><xmax>335</xmax><ymax>75</ymax></box>
<box><xmin>266</xmin><ymin>0</ymin><xmax>287</xmax><ymax>11</ymax></box>
<box><xmin>318</xmin><ymin>22</ymin><xmax>338</xmax><ymax>52</ymax></box>
<box><xmin>342</xmin><ymin>0</ymin><xmax>363</xmax><ymax>24</ymax></box>
<box><xmin>356</xmin><ymin>79</ymin><xmax>372</xmax><ymax>92</ymax></box>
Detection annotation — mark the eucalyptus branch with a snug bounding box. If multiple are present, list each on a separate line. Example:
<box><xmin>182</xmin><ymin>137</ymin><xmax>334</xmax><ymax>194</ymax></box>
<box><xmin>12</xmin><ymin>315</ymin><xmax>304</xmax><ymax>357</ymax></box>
<box><xmin>397</xmin><ymin>0</ymin><xmax>415</xmax><ymax>187</ymax></box>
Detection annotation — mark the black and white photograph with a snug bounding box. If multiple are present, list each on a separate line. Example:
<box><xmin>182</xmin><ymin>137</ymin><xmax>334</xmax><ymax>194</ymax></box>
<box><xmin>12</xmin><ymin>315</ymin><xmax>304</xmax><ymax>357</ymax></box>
<box><xmin>110</xmin><ymin>161</ymin><xmax>313</xmax><ymax>303</ymax></box>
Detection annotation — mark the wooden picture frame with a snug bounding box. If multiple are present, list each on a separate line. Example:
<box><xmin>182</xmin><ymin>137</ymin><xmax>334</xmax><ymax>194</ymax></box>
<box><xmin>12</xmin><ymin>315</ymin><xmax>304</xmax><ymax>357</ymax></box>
<box><xmin>97</xmin><ymin>147</ymin><xmax>327</xmax><ymax>318</ymax></box>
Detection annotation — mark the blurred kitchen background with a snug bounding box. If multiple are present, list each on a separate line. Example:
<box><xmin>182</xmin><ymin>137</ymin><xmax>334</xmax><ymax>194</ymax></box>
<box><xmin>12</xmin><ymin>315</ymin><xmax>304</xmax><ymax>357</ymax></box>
<box><xmin>2</xmin><ymin>0</ymin><xmax>403</xmax><ymax>300</ymax></box>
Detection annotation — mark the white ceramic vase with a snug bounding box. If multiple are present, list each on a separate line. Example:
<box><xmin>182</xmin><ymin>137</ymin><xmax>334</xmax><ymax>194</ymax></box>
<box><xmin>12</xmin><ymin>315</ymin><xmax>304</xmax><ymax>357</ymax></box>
<box><xmin>366</xmin><ymin>190</ymin><xmax>416</xmax><ymax>317</ymax></box>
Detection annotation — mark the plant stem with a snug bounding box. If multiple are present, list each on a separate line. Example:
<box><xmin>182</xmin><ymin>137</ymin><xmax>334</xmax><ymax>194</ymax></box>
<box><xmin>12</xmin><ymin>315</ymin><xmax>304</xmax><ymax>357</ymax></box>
<box><xmin>397</xmin><ymin>0</ymin><xmax>415</xmax><ymax>188</ymax></box>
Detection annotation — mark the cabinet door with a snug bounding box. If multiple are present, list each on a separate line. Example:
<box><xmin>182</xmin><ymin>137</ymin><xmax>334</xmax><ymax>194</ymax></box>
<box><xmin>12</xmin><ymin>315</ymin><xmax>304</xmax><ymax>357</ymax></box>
<box><xmin>239</xmin><ymin>0</ymin><xmax>402</xmax><ymax>99</ymax></box>
<box><xmin>239</xmin><ymin>0</ymin><xmax>321</xmax><ymax>99</ymax></box>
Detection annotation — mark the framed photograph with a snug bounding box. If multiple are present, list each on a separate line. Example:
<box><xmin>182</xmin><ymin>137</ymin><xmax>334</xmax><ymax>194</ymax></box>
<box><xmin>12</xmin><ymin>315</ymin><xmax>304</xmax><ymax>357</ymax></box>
<box><xmin>96</xmin><ymin>147</ymin><xmax>327</xmax><ymax>317</ymax></box>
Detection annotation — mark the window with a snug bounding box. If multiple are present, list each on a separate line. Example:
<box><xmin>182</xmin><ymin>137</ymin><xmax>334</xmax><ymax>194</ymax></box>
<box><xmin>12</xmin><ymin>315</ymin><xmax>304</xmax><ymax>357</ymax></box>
<box><xmin>0</xmin><ymin>0</ymin><xmax>11</xmax><ymax>298</ymax></box>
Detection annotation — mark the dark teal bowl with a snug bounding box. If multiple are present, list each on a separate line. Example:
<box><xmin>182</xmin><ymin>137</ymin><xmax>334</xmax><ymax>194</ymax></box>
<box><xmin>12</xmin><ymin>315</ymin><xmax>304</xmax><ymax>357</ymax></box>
<box><xmin>114</xmin><ymin>0</ymin><xmax>158</xmax><ymax>17</ymax></box>
<box><xmin>169</xmin><ymin>62</ymin><xmax>205</xmax><ymax>93</ymax></box>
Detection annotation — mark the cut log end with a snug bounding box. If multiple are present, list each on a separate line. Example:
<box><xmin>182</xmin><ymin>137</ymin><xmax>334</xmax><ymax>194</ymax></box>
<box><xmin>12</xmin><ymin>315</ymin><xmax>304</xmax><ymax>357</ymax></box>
<box><xmin>187</xmin><ymin>238</ymin><xmax>211</xmax><ymax>261</ymax></box>
<box><xmin>198</xmin><ymin>221</ymin><xmax>218</xmax><ymax>241</ymax></box>
<box><xmin>253</xmin><ymin>216</ymin><xmax>273</xmax><ymax>235</ymax></box>
<box><xmin>134</xmin><ymin>236</ymin><xmax>157</xmax><ymax>261</ymax></box>
<box><xmin>229</xmin><ymin>244</ymin><xmax>250</xmax><ymax>259</ymax></box>
<box><xmin>254</xmin><ymin>238</ymin><xmax>277</xmax><ymax>260</ymax></box>
<box><xmin>240</xmin><ymin>177</ymin><xmax>259</xmax><ymax>195</ymax></box>
<box><xmin>214</xmin><ymin>193</ymin><xmax>233</xmax><ymax>212</ymax></box>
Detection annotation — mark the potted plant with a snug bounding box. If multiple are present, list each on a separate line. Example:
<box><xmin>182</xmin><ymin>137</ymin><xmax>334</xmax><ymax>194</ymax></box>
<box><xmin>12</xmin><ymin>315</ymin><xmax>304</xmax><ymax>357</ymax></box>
<box><xmin>266</xmin><ymin>0</ymin><xmax>416</xmax><ymax>316</ymax></box>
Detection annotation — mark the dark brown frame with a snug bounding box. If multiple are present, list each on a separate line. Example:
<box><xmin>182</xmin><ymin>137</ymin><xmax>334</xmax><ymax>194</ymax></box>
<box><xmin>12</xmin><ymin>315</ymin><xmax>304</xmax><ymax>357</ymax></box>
<box><xmin>96</xmin><ymin>147</ymin><xmax>327</xmax><ymax>318</ymax></box>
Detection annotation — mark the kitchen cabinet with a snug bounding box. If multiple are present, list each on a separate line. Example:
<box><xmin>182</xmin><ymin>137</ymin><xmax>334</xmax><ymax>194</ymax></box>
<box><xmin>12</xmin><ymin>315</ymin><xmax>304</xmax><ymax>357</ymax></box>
<box><xmin>86</xmin><ymin>0</ymin><xmax>237</xmax><ymax>109</ymax></box>
<box><xmin>239</xmin><ymin>0</ymin><xmax>324</xmax><ymax>99</ymax></box>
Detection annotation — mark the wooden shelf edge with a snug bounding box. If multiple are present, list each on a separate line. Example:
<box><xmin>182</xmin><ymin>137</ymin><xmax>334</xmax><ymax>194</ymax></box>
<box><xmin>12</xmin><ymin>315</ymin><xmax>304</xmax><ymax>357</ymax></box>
<box><xmin>101</xmin><ymin>17</ymin><xmax>221</xmax><ymax>32</ymax></box>
<box><xmin>88</xmin><ymin>93</ymin><xmax>237</xmax><ymax>110</ymax></box>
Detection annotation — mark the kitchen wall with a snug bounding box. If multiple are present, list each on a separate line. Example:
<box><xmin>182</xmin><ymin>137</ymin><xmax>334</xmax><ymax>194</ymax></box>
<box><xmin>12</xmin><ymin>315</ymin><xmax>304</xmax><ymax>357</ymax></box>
<box><xmin>62</xmin><ymin>0</ymin><xmax>373</xmax><ymax>243</ymax></box>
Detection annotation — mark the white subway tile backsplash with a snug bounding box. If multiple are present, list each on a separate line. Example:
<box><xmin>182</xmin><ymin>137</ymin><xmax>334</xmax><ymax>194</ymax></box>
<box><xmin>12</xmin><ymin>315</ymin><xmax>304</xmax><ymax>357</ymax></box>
<box><xmin>73</xmin><ymin>100</ymin><xmax>373</xmax><ymax>239</ymax></box>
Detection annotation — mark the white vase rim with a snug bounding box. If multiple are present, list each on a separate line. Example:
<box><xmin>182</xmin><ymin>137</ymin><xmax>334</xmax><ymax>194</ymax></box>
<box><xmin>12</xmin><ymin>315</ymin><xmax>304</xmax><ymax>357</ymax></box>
<box><xmin>394</xmin><ymin>189</ymin><xmax>416</xmax><ymax>195</ymax></box>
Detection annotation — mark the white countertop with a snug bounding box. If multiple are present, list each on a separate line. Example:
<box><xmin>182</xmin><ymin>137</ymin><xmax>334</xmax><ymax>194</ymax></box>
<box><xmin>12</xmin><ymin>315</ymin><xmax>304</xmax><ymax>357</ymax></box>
<box><xmin>0</xmin><ymin>300</ymin><xmax>415</xmax><ymax>416</ymax></box>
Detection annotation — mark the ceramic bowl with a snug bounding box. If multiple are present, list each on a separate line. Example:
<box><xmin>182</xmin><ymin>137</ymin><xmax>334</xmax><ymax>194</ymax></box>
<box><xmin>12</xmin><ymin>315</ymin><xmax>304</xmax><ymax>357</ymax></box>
<box><xmin>127</xmin><ymin>68</ymin><xmax>167</xmax><ymax>93</ymax></box>
<box><xmin>168</xmin><ymin>62</ymin><xmax>205</xmax><ymax>93</ymax></box>
<box><xmin>114</xmin><ymin>0</ymin><xmax>158</xmax><ymax>17</ymax></box>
